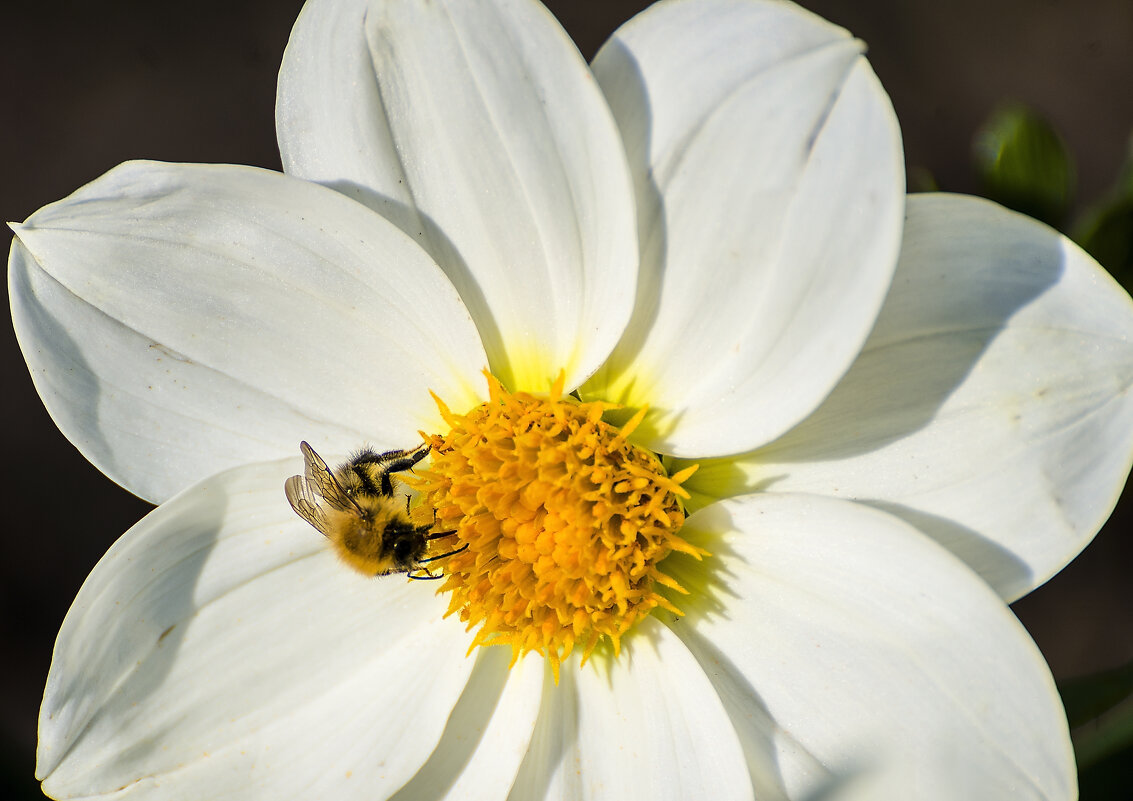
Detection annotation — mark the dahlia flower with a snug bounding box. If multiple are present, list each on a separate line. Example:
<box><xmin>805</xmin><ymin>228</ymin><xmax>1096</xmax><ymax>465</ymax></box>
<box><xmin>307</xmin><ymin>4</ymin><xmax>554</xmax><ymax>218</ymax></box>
<box><xmin>11</xmin><ymin>0</ymin><xmax>1133</xmax><ymax>798</ymax></box>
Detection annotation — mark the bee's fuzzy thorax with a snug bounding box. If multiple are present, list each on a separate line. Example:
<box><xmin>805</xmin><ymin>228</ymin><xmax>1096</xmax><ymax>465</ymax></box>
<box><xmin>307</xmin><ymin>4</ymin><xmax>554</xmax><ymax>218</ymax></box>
<box><xmin>323</xmin><ymin>503</ymin><xmax>423</xmax><ymax>576</ymax></box>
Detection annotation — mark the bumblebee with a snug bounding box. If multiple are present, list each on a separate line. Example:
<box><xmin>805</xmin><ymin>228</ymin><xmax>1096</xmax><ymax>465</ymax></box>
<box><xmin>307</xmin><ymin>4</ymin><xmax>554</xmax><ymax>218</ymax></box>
<box><xmin>284</xmin><ymin>441</ymin><xmax>460</xmax><ymax>578</ymax></box>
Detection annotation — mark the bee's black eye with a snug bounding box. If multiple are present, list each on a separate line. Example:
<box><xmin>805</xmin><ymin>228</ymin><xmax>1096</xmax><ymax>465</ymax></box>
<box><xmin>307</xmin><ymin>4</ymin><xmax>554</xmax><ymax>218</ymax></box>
<box><xmin>393</xmin><ymin>538</ymin><xmax>413</xmax><ymax>563</ymax></box>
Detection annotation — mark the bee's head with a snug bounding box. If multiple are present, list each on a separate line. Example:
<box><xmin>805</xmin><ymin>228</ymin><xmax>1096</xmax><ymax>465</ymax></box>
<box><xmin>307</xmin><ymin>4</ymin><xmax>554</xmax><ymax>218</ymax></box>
<box><xmin>385</xmin><ymin>523</ymin><xmax>428</xmax><ymax>568</ymax></box>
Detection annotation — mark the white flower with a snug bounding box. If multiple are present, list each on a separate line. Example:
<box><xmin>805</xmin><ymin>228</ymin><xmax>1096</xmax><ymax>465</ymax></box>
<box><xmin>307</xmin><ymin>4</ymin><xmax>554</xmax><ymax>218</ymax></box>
<box><xmin>10</xmin><ymin>0</ymin><xmax>1133</xmax><ymax>799</ymax></box>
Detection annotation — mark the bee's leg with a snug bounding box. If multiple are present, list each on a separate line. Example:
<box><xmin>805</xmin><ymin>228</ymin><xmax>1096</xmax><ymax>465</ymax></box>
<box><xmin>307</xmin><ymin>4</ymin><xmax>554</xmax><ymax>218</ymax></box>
<box><xmin>407</xmin><ymin>568</ymin><xmax>444</xmax><ymax>581</ymax></box>
<box><xmin>406</xmin><ymin>540</ymin><xmax>468</xmax><ymax>581</ymax></box>
<box><xmin>355</xmin><ymin>442</ymin><xmax>431</xmax><ymax>474</ymax></box>
<box><xmin>355</xmin><ymin>442</ymin><xmax>431</xmax><ymax>496</ymax></box>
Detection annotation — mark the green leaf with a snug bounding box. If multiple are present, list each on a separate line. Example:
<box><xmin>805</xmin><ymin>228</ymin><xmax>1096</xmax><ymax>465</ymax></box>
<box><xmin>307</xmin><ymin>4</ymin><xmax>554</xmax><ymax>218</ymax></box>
<box><xmin>1059</xmin><ymin>661</ymin><xmax>1133</xmax><ymax>770</ymax></box>
<box><xmin>1074</xmin><ymin>196</ymin><xmax>1133</xmax><ymax>287</ymax></box>
<box><xmin>1060</xmin><ymin>662</ymin><xmax>1133</xmax><ymax>728</ymax></box>
<box><xmin>1072</xmin><ymin>134</ymin><xmax>1133</xmax><ymax>287</ymax></box>
<box><xmin>907</xmin><ymin>165</ymin><xmax>939</xmax><ymax>193</ymax></box>
<box><xmin>973</xmin><ymin>104</ymin><xmax>1075</xmax><ymax>228</ymax></box>
<box><xmin>1078</xmin><ymin>738</ymin><xmax>1133</xmax><ymax>800</ymax></box>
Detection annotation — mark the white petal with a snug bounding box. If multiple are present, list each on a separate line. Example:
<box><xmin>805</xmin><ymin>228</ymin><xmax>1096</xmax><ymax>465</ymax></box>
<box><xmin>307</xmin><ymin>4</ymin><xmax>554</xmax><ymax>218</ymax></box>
<box><xmin>672</xmin><ymin>494</ymin><xmax>1074</xmax><ymax>800</ymax></box>
<box><xmin>276</xmin><ymin>0</ymin><xmax>638</xmax><ymax>392</ymax></box>
<box><xmin>509</xmin><ymin>618</ymin><xmax>752</xmax><ymax>801</ymax></box>
<box><xmin>10</xmin><ymin>161</ymin><xmax>486</xmax><ymax>503</ymax></box>
<box><xmin>388</xmin><ymin>650</ymin><xmax>543</xmax><ymax>801</ymax></box>
<box><xmin>691</xmin><ymin>194</ymin><xmax>1133</xmax><ymax>601</ymax></box>
<box><xmin>792</xmin><ymin>763</ymin><xmax>933</xmax><ymax>801</ymax></box>
<box><xmin>585</xmin><ymin>0</ymin><xmax>904</xmax><ymax>456</ymax></box>
<box><xmin>39</xmin><ymin>459</ymin><xmax>476</xmax><ymax>800</ymax></box>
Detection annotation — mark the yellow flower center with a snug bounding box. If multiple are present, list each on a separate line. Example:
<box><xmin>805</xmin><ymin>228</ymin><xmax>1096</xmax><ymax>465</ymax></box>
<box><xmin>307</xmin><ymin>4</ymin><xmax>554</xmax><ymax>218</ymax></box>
<box><xmin>409</xmin><ymin>373</ymin><xmax>704</xmax><ymax>680</ymax></box>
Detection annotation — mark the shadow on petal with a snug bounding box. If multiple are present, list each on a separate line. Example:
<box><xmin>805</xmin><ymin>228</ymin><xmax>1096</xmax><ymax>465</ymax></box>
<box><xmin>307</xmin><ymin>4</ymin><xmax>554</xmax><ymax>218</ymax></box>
<box><xmin>584</xmin><ymin>39</ymin><xmax>668</xmax><ymax>374</ymax></box>
<box><xmin>10</xmin><ymin>239</ymin><xmax>120</xmax><ymax>487</ymax></box>
<box><xmin>756</xmin><ymin>202</ymin><xmax>1068</xmax><ymax>465</ymax></box>
<box><xmin>859</xmin><ymin>499</ymin><xmax>1033</xmax><ymax>596</ymax></box>
<box><xmin>508</xmin><ymin>661</ymin><xmax>580</xmax><ymax>801</ymax></box>
<box><xmin>676</xmin><ymin>625</ymin><xmax>823</xmax><ymax>800</ymax></box>
<box><xmin>38</xmin><ymin>484</ymin><xmax>226</xmax><ymax>783</ymax></box>
<box><xmin>388</xmin><ymin>647</ymin><xmax>513</xmax><ymax>801</ymax></box>
<box><xmin>324</xmin><ymin>178</ymin><xmax>507</xmax><ymax>385</ymax></box>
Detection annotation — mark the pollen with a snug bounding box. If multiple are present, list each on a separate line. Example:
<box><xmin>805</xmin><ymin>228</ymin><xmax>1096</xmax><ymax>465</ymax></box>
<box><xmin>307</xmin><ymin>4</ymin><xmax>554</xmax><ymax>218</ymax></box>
<box><xmin>409</xmin><ymin>373</ymin><xmax>705</xmax><ymax>681</ymax></box>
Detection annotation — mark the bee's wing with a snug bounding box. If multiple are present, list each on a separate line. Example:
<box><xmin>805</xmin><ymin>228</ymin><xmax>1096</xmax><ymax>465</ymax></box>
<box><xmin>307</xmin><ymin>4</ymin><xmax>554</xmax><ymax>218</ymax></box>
<box><xmin>285</xmin><ymin>473</ymin><xmax>332</xmax><ymax>536</ymax></box>
<box><xmin>285</xmin><ymin>442</ymin><xmax>359</xmax><ymax>535</ymax></box>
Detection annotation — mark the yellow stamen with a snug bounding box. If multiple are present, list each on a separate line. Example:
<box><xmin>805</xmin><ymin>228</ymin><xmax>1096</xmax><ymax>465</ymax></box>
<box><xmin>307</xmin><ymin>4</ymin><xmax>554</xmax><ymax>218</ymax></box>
<box><xmin>409</xmin><ymin>373</ymin><xmax>705</xmax><ymax>680</ymax></box>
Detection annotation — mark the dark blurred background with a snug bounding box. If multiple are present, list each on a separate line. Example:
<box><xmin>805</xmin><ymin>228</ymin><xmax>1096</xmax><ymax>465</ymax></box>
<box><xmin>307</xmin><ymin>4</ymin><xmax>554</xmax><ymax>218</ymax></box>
<box><xmin>3</xmin><ymin>0</ymin><xmax>1131</xmax><ymax>797</ymax></box>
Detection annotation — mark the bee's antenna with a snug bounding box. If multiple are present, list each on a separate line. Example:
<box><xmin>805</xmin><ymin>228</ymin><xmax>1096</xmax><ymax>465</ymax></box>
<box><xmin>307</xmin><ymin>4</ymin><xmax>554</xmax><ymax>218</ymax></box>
<box><xmin>425</xmin><ymin>529</ymin><xmax>458</xmax><ymax>541</ymax></box>
<box><xmin>418</xmin><ymin>543</ymin><xmax>469</xmax><ymax>563</ymax></box>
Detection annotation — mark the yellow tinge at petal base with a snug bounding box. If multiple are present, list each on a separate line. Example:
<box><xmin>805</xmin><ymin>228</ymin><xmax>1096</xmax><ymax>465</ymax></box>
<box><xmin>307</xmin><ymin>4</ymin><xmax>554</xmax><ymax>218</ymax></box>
<box><xmin>409</xmin><ymin>373</ymin><xmax>705</xmax><ymax>681</ymax></box>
